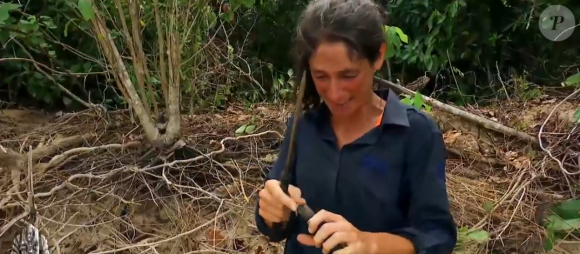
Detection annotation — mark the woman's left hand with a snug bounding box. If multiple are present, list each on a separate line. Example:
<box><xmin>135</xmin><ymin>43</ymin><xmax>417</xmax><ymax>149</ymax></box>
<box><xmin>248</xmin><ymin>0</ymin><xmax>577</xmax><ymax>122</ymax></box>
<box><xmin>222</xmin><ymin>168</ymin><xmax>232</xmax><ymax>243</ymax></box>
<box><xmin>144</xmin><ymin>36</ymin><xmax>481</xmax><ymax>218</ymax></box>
<box><xmin>297</xmin><ymin>209</ymin><xmax>369</xmax><ymax>254</ymax></box>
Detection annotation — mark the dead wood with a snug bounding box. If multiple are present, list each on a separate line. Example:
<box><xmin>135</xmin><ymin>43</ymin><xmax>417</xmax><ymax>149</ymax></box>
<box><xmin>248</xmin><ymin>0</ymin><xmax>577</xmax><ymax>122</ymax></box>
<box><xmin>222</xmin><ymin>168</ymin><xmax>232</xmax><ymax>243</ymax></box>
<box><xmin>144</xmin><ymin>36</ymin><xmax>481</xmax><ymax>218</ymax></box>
<box><xmin>0</xmin><ymin>95</ymin><xmax>576</xmax><ymax>253</ymax></box>
<box><xmin>374</xmin><ymin>77</ymin><xmax>540</xmax><ymax>145</ymax></box>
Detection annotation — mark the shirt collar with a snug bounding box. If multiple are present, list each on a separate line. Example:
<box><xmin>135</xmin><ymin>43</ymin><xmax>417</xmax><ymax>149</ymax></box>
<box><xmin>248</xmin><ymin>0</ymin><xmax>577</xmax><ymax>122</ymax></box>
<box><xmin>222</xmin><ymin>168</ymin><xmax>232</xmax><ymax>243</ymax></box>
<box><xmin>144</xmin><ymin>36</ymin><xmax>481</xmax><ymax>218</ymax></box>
<box><xmin>380</xmin><ymin>89</ymin><xmax>410</xmax><ymax>127</ymax></box>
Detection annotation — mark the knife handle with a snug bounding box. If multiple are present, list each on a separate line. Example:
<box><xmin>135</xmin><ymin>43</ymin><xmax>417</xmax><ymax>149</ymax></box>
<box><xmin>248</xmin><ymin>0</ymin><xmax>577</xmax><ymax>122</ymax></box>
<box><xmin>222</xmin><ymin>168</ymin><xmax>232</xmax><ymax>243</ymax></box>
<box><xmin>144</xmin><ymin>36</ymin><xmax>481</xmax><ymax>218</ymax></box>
<box><xmin>297</xmin><ymin>204</ymin><xmax>347</xmax><ymax>253</ymax></box>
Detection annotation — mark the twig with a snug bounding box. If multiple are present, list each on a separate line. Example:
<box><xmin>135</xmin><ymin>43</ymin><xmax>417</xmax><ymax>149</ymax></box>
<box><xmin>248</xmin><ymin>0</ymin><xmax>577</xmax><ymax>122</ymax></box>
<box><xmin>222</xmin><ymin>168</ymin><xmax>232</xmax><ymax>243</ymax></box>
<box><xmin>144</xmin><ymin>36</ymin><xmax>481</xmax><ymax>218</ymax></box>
<box><xmin>36</xmin><ymin>141</ymin><xmax>141</xmax><ymax>179</ymax></box>
<box><xmin>495</xmin><ymin>61</ymin><xmax>511</xmax><ymax>101</ymax></box>
<box><xmin>0</xmin><ymin>57</ymin><xmax>108</xmax><ymax>76</ymax></box>
<box><xmin>374</xmin><ymin>77</ymin><xmax>539</xmax><ymax>145</ymax></box>
<box><xmin>28</xmin><ymin>146</ymin><xmax>36</xmax><ymax>224</ymax></box>
<box><xmin>538</xmin><ymin>88</ymin><xmax>580</xmax><ymax>175</ymax></box>
<box><xmin>30</xmin><ymin>133</ymin><xmax>96</xmax><ymax>161</ymax></box>
<box><xmin>134</xmin><ymin>130</ymin><xmax>282</xmax><ymax>173</ymax></box>
<box><xmin>32</xmin><ymin>131</ymin><xmax>280</xmax><ymax>198</ymax></box>
<box><xmin>89</xmin><ymin>210</ymin><xmax>233</xmax><ymax>253</ymax></box>
<box><xmin>11</xmin><ymin>40</ymin><xmax>95</xmax><ymax>109</ymax></box>
<box><xmin>0</xmin><ymin>212</ymin><xmax>29</xmax><ymax>238</ymax></box>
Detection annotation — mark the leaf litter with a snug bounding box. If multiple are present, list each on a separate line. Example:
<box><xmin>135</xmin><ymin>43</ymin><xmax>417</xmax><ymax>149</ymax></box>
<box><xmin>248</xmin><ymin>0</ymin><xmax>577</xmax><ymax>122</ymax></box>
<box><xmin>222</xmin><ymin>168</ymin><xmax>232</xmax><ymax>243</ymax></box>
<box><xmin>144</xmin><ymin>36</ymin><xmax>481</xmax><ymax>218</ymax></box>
<box><xmin>0</xmin><ymin>96</ymin><xmax>578</xmax><ymax>254</ymax></box>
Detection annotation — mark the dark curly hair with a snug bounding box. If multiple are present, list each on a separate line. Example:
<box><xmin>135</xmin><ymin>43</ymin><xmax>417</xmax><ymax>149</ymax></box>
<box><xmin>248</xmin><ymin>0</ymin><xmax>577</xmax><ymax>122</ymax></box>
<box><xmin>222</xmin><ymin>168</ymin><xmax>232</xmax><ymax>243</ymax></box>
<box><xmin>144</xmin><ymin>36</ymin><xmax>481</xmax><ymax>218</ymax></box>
<box><xmin>292</xmin><ymin>0</ymin><xmax>388</xmax><ymax>111</ymax></box>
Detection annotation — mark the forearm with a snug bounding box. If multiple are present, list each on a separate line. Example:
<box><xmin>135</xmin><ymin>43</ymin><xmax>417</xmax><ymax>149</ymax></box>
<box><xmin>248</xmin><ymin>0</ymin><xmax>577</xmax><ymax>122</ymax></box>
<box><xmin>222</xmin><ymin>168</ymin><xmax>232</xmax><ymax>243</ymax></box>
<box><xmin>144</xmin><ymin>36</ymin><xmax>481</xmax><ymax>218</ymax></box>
<box><xmin>363</xmin><ymin>232</ymin><xmax>415</xmax><ymax>254</ymax></box>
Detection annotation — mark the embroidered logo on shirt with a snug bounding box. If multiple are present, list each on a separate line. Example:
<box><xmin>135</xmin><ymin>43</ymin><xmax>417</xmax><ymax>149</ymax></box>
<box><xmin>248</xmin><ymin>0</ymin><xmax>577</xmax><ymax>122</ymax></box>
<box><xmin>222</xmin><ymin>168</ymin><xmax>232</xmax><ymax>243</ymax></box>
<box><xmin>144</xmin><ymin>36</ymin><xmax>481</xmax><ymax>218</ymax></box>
<box><xmin>362</xmin><ymin>155</ymin><xmax>388</xmax><ymax>175</ymax></box>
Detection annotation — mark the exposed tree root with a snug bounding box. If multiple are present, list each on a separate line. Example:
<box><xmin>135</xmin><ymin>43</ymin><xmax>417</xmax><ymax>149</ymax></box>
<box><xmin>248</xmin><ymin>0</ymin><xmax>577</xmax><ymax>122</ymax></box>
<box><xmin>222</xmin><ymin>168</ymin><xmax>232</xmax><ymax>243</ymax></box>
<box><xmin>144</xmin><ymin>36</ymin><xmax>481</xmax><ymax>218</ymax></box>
<box><xmin>0</xmin><ymin>94</ymin><xmax>577</xmax><ymax>253</ymax></box>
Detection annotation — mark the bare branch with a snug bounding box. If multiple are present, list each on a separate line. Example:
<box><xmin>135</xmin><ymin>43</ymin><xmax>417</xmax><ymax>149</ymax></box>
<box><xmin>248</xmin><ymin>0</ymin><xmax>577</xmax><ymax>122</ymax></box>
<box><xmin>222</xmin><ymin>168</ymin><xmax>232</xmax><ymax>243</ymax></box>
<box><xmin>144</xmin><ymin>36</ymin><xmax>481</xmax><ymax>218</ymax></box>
<box><xmin>91</xmin><ymin>5</ymin><xmax>160</xmax><ymax>143</ymax></box>
<box><xmin>153</xmin><ymin>0</ymin><xmax>169</xmax><ymax>104</ymax></box>
<box><xmin>129</xmin><ymin>0</ymin><xmax>159</xmax><ymax>116</ymax></box>
<box><xmin>163</xmin><ymin>0</ymin><xmax>182</xmax><ymax>144</ymax></box>
<box><xmin>112</xmin><ymin>0</ymin><xmax>151</xmax><ymax>116</ymax></box>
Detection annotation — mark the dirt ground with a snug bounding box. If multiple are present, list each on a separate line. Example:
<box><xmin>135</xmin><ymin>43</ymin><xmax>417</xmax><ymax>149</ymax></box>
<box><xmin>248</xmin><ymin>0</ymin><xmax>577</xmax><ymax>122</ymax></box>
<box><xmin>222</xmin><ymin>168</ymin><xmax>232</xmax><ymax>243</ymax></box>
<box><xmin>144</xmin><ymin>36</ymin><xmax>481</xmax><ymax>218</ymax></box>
<box><xmin>0</xmin><ymin>97</ymin><xmax>579</xmax><ymax>253</ymax></box>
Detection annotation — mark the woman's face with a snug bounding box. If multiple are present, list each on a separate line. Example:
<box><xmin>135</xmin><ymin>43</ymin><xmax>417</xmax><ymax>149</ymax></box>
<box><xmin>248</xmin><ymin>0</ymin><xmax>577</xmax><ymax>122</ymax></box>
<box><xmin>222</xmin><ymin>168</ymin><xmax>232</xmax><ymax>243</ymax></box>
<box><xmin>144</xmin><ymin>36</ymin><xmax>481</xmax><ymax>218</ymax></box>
<box><xmin>309</xmin><ymin>42</ymin><xmax>385</xmax><ymax>118</ymax></box>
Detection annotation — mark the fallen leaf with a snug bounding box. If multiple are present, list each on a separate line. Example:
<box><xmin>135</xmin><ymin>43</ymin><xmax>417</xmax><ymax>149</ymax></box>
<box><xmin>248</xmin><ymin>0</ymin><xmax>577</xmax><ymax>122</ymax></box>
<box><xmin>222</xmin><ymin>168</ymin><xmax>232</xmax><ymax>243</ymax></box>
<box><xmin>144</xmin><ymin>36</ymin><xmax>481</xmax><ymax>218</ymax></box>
<box><xmin>261</xmin><ymin>153</ymin><xmax>277</xmax><ymax>163</ymax></box>
<box><xmin>489</xmin><ymin>176</ymin><xmax>509</xmax><ymax>184</ymax></box>
<box><xmin>504</xmin><ymin>151</ymin><xmax>518</xmax><ymax>160</ymax></box>
<box><xmin>512</xmin><ymin>156</ymin><xmax>531</xmax><ymax>170</ymax></box>
<box><xmin>238</xmin><ymin>114</ymin><xmax>251</xmax><ymax>121</ymax></box>
<box><xmin>443</xmin><ymin>131</ymin><xmax>462</xmax><ymax>144</ymax></box>
<box><xmin>205</xmin><ymin>228</ymin><xmax>227</xmax><ymax>248</ymax></box>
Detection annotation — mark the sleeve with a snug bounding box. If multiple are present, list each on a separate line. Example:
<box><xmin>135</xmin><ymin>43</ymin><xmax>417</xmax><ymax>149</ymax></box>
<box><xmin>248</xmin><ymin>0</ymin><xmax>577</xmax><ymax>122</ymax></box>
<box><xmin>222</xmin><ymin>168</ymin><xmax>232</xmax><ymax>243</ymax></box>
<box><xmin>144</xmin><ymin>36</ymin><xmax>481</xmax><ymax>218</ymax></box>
<box><xmin>391</xmin><ymin>114</ymin><xmax>457</xmax><ymax>254</ymax></box>
<box><xmin>255</xmin><ymin>116</ymin><xmax>299</xmax><ymax>242</ymax></box>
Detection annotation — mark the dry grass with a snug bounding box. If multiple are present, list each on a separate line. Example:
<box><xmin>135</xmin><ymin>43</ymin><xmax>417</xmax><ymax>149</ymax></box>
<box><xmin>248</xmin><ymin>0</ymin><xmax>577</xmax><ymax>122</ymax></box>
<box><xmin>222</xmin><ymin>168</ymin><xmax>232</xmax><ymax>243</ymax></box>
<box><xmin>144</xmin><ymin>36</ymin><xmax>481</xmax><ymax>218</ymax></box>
<box><xmin>0</xmin><ymin>98</ymin><xmax>578</xmax><ymax>254</ymax></box>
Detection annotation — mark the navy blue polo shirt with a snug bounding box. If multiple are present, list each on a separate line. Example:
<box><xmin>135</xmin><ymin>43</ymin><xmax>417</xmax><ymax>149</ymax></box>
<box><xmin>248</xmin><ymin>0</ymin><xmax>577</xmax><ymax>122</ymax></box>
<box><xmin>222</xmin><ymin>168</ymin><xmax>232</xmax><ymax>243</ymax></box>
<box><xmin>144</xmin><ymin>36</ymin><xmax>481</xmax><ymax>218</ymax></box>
<box><xmin>255</xmin><ymin>89</ymin><xmax>457</xmax><ymax>254</ymax></box>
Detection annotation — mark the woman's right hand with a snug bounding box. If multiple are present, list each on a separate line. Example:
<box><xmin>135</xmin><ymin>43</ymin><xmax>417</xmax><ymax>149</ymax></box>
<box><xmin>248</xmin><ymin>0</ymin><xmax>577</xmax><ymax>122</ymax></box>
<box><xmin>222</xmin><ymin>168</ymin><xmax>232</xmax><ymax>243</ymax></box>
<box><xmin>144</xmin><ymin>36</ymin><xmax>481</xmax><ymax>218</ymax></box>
<box><xmin>258</xmin><ymin>179</ymin><xmax>305</xmax><ymax>225</ymax></box>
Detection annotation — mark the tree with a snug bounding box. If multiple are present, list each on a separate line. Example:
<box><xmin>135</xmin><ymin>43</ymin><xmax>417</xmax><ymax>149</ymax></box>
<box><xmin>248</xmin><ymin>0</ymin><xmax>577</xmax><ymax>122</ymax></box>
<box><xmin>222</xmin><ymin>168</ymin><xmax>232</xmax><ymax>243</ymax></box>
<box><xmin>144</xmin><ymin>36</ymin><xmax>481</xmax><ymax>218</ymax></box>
<box><xmin>77</xmin><ymin>0</ymin><xmax>187</xmax><ymax>147</ymax></box>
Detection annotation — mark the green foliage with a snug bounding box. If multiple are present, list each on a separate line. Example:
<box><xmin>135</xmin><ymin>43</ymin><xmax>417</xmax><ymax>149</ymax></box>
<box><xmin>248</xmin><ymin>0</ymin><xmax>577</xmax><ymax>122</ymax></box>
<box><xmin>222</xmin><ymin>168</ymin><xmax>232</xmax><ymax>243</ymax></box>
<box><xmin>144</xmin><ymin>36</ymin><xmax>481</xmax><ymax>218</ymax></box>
<box><xmin>235</xmin><ymin>115</ymin><xmax>259</xmax><ymax>135</ymax></box>
<box><xmin>455</xmin><ymin>226</ymin><xmax>490</xmax><ymax>250</ymax></box>
<box><xmin>383</xmin><ymin>25</ymin><xmax>408</xmax><ymax>60</ymax></box>
<box><xmin>386</xmin><ymin>0</ymin><xmax>466</xmax><ymax>75</ymax></box>
<box><xmin>270</xmin><ymin>67</ymin><xmax>294</xmax><ymax>102</ymax></box>
<box><xmin>381</xmin><ymin>0</ymin><xmax>579</xmax><ymax>103</ymax></box>
<box><xmin>542</xmin><ymin>199</ymin><xmax>580</xmax><ymax>251</ymax></box>
<box><xmin>453</xmin><ymin>195</ymin><xmax>495</xmax><ymax>250</ymax></box>
<box><xmin>561</xmin><ymin>73</ymin><xmax>580</xmax><ymax>124</ymax></box>
<box><xmin>77</xmin><ymin>0</ymin><xmax>94</xmax><ymax>21</ymax></box>
<box><xmin>563</xmin><ymin>73</ymin><xmax>580</xmax><ymax>87</ymax></box>
<box><xmin>1</xmin><ymin>0</ymin><xmax>579</xmax><ymax>111</ymax></box>
<box><xmin>235</xmin><ymin>123</ymin><xmax>257</xmax><ymax>135</ymax></box>
<box><xmin>0</xmin><ymin>3</ymin><xmax>19</xmax><ymax>22</ymax></box>
<box><xmin>400</xmin><ymin>92</ymin><xmax>432</xmax><ymax>112</ymax></box>
<box><xmin>0</xmin><ymin>0</ymin><xmax>109</xmax><ymax>109</ymax></box>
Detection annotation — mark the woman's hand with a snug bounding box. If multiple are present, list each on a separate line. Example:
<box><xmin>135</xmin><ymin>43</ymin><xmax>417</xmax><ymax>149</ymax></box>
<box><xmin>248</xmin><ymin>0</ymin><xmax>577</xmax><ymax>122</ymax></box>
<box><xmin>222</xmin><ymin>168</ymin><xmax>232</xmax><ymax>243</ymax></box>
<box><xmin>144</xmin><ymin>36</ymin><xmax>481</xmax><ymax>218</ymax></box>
<box><xmin>258</xmin><ymin>179</ymin><xmax>305</xmax><ymax>225</ymax></box>
<box><xmin>297</xmin><ymin>209</ymin><xmax>370</xmax><ymax>254</ymax></box>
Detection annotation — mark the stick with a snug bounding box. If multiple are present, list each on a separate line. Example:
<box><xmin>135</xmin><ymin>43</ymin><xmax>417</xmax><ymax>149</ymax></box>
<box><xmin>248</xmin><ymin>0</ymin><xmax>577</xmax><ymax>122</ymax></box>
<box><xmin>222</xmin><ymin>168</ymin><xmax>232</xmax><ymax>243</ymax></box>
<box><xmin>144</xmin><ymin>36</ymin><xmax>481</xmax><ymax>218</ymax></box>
<box><xmin>28</xmin><ymin>146</ymin><xmax>36</xmax><ymax>223</ymax></box>
<box><xmin>374</xmin><ymin>77</ymin><xmax>540</xmax><ymax>145</ymax></box>
<box><xmin>90</xmin><ymin>210</ymin><xmax>232</xmax><ymax>253</ymax></box>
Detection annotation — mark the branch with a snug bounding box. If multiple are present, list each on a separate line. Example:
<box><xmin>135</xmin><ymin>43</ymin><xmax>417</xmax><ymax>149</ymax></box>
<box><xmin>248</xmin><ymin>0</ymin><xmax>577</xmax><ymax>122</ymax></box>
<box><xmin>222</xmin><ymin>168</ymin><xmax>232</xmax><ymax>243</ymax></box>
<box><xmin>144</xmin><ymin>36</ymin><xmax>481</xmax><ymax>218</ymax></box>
<box><xmin>36</xmin><ymin>141</ymin><xmax>142</xmax><ymax>181</ymax></box>
<box><xmin>129</xmin><ymin>0</ymin><xmax>159</xmax><ymax>116</ymax></box>
<box><xmin>11</xmin><ymin>40</ymin><xmax>95</xmax><ymax>109</ymax></box>
<box><xmin>31</xmin><ymin>131</ymin><xmax>282</xmax><ymax>199</ymax></box>
<box><xmin>0</xmin><ymin>148</ymin><xmax>26</xmax><ymax>215</ymax></box>
<box><xmin>163</xmin><ymin>1</ymin><xmax>182</xmax><ymax>145</ymax></box>
<box><xmin>153</xmin><ymin>0</ymin><xmax>169</xmax><ymax>103</ymax></box>
<box><xmin>89</xmin><ymin>210</ymin><xmax>233</xmax><ymax>253</ymax></box>
<box><xmin>0</xmin><ymin>57</ymin><xmax>108</xmax><ymax>76</ymax></box>
<box><xmin>538</xmin><ymin>88</ymin><xmax>580</xmax><ymax>175</ymax></box>
<box><xmin>374</xmin><ymin>77</ymin><xmax>540</xmax><ymax>145</ymax></box>
<box><xmin>30</xmin><ymin>133</ymin><xmax>96</xmax><ymax>161</ymax></box>
<box><xmin>112</xmin><ymin>0</ymin><xmax>150</xmax><ymax>116</ymax></box>
<box><xmin>91</xmin><ymin>5</ymin><xmax>160</xmax><ymax>143</ymax></box>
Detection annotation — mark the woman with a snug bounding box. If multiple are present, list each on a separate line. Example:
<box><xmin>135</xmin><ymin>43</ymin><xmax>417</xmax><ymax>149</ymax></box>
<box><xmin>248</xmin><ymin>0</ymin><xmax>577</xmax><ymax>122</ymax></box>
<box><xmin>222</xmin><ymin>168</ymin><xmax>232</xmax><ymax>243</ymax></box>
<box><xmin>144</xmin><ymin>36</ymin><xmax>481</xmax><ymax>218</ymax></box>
<box><xmin>255</xmin><ymin>0</ymin><xmax>457</xmax><ymax>253</ymax></box>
